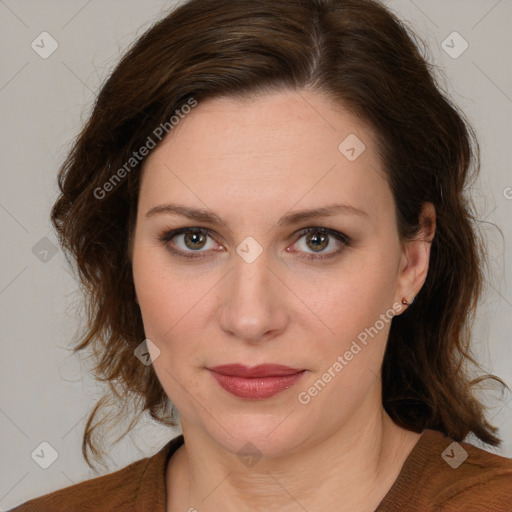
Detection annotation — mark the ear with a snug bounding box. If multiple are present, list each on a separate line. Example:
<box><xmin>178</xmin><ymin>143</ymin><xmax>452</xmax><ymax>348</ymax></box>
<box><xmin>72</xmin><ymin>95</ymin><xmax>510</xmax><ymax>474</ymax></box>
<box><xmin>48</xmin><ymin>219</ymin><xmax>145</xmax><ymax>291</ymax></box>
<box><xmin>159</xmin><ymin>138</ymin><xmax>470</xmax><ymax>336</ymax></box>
<box><xmin>395</xmin><ymin>202</ymin><xmax>436</xmax><ymax>312</ymax></box>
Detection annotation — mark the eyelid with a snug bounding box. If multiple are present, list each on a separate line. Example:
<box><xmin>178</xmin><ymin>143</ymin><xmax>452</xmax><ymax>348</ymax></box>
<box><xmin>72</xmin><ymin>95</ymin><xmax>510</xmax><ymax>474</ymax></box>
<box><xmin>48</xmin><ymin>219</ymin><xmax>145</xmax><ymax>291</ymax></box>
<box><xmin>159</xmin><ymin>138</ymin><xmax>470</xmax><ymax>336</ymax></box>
<box><xmin>158</xmin><ymin>226</ymin><xmax>350</xmax><ymax>260</ymax></box>
<box><xmin>158</xmin><ymin>227</ymin><xmax>218</xmax><ymax>259</ymax></box>
<box><xmin>289</xmin><ymin>227</ymin><xmax>349</xmax><ymax>260</ymax></box>
<box><xmin>292</xmin><ymin>226</ymin><xmax>349</xmax><ymax>244</ymax></box>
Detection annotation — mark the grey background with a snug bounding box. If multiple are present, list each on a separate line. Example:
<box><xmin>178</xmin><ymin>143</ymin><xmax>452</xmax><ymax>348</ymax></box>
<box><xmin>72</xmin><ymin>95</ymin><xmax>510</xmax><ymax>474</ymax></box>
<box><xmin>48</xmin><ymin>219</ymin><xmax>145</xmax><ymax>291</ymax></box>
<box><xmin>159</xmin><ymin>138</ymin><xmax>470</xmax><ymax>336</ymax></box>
<box><xmin>1</xmin><ymin>0</ymin><xmax>511</xmax><ymax>509</ymax></box>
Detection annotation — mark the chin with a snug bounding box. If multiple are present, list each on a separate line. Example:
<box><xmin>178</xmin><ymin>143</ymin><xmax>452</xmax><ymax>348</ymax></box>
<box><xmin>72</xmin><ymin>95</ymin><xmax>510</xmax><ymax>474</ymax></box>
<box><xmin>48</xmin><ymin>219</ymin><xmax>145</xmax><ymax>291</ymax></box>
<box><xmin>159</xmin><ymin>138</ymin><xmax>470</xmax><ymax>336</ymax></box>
<box><xmin>202</xmin><ymin>413</ymin><xmax>312</xmax><ymax>460</ymax></box>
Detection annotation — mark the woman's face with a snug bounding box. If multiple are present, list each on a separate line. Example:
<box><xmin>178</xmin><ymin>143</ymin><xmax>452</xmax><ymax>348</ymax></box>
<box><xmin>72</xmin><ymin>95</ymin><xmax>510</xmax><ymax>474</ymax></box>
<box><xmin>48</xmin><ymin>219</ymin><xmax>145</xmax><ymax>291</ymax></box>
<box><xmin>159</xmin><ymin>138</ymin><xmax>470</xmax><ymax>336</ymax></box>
<box><xmin>132</xmin><ymin>90</ymin><xmax>427</xmax><ymax>457</ymax></box>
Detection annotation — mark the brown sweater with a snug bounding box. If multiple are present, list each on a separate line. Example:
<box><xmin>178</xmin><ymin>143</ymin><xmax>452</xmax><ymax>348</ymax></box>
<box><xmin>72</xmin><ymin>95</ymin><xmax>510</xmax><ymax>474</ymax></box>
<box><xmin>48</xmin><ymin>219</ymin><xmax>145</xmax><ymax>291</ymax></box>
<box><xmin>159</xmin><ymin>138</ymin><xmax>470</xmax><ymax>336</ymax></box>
<box><xmin>8</xmin><ymin>429</ymin><xmax>512</xmax><ymax>511</ymax></box>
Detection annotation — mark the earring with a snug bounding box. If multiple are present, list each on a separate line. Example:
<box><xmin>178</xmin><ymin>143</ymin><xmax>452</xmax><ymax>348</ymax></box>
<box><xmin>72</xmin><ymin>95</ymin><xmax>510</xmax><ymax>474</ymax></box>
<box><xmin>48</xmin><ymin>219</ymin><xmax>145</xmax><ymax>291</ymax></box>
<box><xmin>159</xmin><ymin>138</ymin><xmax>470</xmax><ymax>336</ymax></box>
<box><xmin>402</xmin><ymin>296</ymin><xmax>415</xmax><ymax>306</ymax></box>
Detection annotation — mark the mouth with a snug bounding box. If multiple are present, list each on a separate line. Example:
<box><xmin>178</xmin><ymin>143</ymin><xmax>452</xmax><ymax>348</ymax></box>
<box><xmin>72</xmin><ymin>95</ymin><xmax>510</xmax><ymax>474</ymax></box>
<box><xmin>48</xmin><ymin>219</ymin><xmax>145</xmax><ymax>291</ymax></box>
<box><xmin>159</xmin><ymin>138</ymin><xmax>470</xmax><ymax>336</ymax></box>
<box><xmin>207</xmin><ymin>364</ymin><xmax>307</xmax><ymax>400</ymax></box>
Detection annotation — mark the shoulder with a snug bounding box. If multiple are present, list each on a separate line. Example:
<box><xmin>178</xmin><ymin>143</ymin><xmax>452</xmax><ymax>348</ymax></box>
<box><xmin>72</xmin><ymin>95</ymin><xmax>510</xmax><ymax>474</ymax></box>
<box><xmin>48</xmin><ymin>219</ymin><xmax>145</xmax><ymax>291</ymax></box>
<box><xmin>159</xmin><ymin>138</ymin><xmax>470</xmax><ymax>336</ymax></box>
<box><xmin>378</xmin><ymin>429</ymin><xmax>512</xmax><ymax>511</ymax></box>
<box><xmin>429</xmin><ymin>431</ymin><xmax>512</xmax><ymax>510</ymax></box>
<box><xmin>8</xmin><ymin>456</ymin><xmax>153</xmax><ymax>512</ymax></box>
<box><xmin>8</xmin><ymin>435</ymin><xmax>183</xmax><ymax>512</ymax></box>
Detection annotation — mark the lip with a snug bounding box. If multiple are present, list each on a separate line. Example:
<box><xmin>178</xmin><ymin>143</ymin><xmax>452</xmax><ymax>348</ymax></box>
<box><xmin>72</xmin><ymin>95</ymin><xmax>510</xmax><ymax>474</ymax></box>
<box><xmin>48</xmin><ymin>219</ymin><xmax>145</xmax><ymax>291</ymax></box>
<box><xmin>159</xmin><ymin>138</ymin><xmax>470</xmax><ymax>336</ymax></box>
<box><xmin>208</xmin><ymin>364</ymin><xmax>304</xmax><ymax>377</ymax></box>
<box><xmin>208</xmin><ymin>364</ymin><xmax>306</xmax><ymax>399</ymax></box>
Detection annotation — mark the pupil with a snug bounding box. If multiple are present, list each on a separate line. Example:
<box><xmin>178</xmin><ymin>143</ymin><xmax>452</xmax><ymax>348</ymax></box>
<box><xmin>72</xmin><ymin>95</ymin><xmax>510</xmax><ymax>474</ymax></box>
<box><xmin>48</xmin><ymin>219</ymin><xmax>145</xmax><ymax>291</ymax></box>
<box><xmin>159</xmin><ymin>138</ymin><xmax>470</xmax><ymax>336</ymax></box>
<box><xmin>186</xmin><ymin>232</ymin><xmax>205</xmax><ymax>250</ymax></box>
<box><xmin>309</xmin><ymin>232</ymin><xmax>328</xmax><ymax>252</ymax></box>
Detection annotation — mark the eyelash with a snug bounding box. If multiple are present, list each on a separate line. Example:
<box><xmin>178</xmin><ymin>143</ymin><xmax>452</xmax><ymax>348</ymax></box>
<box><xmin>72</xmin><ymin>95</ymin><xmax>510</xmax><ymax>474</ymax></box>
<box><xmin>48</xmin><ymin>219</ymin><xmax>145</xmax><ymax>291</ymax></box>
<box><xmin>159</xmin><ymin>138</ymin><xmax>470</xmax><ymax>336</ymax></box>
<box><xmin>158</xmin><ymin>227</ymin><xmax>350</xmax><ymax>261</ymax></box>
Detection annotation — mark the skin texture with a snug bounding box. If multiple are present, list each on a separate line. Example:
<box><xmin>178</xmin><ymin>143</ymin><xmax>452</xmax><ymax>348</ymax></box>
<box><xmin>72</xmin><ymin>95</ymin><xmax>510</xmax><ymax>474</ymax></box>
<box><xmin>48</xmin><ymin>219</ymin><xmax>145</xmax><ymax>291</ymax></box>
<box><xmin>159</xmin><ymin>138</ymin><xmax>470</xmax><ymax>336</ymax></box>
<box><xmin>131</xmin><ymin>90</ymin><xmax>436</xmax><ymax>512</ymax></box>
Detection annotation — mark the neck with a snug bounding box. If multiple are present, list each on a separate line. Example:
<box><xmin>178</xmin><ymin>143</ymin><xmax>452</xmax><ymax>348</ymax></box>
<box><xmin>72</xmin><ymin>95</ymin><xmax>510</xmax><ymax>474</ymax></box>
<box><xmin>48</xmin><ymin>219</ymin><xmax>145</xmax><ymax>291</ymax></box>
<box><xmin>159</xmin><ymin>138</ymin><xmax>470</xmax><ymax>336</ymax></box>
<box><xmin>167</xmin><ymin>401</ymin><xmax>421</xmax><ymax>512</ymax></box>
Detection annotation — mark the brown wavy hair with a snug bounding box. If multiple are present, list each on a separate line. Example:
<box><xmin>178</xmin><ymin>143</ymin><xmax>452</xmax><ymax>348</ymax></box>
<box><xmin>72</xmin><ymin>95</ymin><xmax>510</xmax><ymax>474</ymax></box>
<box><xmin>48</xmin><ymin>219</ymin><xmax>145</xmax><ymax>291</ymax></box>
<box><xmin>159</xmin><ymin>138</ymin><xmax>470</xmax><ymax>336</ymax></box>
<box><xmin>51</xmin><ymin>0</ymin><xmax>506</xmax><ymax>470</ymax></box>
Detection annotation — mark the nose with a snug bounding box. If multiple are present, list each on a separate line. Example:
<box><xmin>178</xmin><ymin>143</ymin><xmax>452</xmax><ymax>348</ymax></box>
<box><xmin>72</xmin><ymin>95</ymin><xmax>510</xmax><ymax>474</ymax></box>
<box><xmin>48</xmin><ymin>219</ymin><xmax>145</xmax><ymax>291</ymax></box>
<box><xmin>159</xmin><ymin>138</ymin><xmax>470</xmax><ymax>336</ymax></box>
<box><xmin>217</xmin><ymin>249</ymin><xmax>289</xmax><ymax>343</ymax></box>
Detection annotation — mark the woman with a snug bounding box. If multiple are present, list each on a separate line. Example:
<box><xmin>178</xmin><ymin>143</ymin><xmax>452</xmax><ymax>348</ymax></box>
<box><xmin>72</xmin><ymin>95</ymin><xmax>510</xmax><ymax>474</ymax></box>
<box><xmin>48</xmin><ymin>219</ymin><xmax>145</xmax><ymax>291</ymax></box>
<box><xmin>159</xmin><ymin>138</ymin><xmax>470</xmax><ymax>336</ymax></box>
<box><xmin>10</xmin><ymin>0</ymin><xmax>512</xmax><ymax>510</ymax></box>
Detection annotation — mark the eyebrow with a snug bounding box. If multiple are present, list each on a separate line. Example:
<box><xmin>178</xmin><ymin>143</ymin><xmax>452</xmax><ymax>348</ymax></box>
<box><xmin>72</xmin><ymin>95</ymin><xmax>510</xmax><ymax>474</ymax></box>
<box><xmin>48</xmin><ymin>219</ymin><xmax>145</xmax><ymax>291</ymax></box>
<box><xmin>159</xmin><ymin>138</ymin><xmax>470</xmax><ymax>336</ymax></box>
<box><xmin>145</xmin><ymin>202</ymin><xmax>368</xmax><ymax>228</ymax></box>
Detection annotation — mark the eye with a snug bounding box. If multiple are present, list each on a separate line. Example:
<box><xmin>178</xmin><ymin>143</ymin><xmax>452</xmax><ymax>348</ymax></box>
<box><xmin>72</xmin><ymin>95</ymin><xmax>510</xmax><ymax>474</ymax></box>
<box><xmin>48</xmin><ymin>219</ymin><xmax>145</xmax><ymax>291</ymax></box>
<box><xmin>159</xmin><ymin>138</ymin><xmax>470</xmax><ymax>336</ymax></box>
<box><xmin>158</xmin><ymin>226</ymin><xmax>350</xmax><ymax>260</ymax></box>
<box><xmin>159</xmin><ymin>227</ymin><xmax>220</xmax><ymax>259</ymax></box>
<box><xmin>289</xmin><ymin>227</ymin><xmax>349</xmax><ymax>260</ymax></box>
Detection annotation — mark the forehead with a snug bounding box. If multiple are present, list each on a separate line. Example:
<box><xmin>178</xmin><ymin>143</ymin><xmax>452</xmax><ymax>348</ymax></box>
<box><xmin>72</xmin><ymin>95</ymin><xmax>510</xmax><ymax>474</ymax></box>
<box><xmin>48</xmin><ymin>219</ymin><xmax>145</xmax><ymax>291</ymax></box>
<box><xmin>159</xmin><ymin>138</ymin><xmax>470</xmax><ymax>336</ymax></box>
<box><xmin>139</xmin><ymin>90</ymin><xmax>392</xmax><ymax>225</ymax></box>
<box><xmin>153</xmin><ymin>91</ymin><xmax>376</xmax><ymax>162</ymax></box>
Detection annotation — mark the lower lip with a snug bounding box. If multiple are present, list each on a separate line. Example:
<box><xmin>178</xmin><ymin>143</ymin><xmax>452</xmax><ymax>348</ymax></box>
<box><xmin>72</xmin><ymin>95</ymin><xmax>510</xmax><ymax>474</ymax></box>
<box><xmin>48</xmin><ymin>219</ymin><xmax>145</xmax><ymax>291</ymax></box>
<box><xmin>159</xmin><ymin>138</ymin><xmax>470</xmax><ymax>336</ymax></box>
<box><xmin>209</xmin><ymin>370</ymin><xmax>306</xmax><ymax>399</ymax></box>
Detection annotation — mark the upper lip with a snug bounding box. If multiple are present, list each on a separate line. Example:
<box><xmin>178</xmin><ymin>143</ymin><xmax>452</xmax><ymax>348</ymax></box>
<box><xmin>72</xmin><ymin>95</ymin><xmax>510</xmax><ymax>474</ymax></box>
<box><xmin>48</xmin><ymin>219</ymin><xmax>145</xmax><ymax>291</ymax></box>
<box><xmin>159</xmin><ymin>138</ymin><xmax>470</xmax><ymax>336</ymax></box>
<box><xmin>208</xmin><ymin>364</ymin><xmax>304</xmax><ymax>378</ymax></box>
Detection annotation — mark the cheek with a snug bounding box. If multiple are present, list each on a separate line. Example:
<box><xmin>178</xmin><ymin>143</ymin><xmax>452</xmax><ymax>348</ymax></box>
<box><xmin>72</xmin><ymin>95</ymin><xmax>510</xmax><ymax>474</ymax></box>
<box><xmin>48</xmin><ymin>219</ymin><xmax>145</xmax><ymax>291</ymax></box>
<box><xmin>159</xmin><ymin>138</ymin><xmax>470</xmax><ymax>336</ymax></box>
<box><xmin>133</xmin><ymin>264</ymin><xmax>171</xmax><ymax>335</ymax></box>
<box><xmin>132</xmin><ymin>245</ymin><xmax>213</xmax><ymax>365</ymax></box>
<box><xmin>132</xmin><ymin>258</ymin><xmax>205</xmax><ymax>405</ymax></box>
<box><xmin>132</xmin><ymin>243</ymin><xmax>185</xmax><ymax>345</ymax></box>
<box><xmin>322</xmin><ymin>254</ymin><xmax>397</xmax><ymax>328</ymax></box>
<box><xmin>307</xmin><ymin>247</ymin><xmax>400</xmax><ymax>376</ymax></box>
<box><xmin>302</xmin><ymin>275</ymin><xmax>395</xmax><ymax>416</ymax></box>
